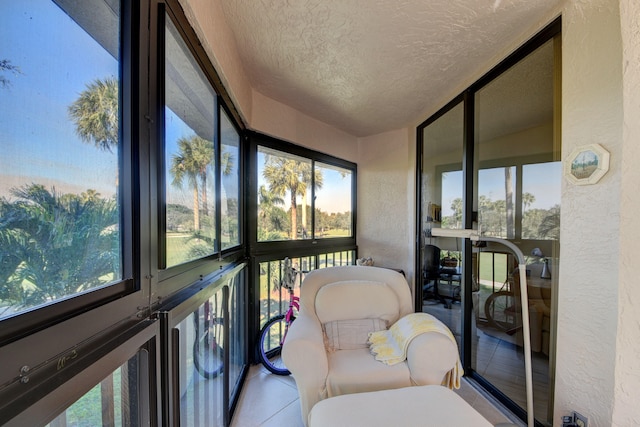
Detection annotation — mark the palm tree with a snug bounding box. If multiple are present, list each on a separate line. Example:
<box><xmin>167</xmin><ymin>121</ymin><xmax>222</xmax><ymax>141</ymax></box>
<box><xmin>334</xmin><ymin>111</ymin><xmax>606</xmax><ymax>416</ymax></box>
<box><xmin>221</xmin><ymin>147</ymin><xmax>234</xmax><ymax>176</ymax></box>
<box><xmin>170</xmin><ymin>136</ymin><xmax>214</xmax><ymax>231</ymax></box>
<box><xmin>258</xmin><ymin>184</ymin><xmax>285</xmax><ymax>237</ymax></box>
<box><xmin>450</xmin><ymin>197</ymin><xmax>463</xmax><ymax>229</ymax></box>
<box><xmin>0</xmin><ymin>184</ymin><xmax>119</xmax><ymax>312</ymax></box>
<box><xmin>68</xmin><ymin>77</ymin><xmax>119</xmax><ymax>153</ymax></box>
<box><xmin>505</xmin><ymin>167</ymin><xmax>514</xmax><ymax>239</ymax></box>
<box><xmin>262</xmin><ymin>156</ymin><xmax>322</xmax><ymax>240</ymax></box>
<box><xmin>263</xmin><ymin>157</ymin><xmax>301</xmax><ymax>239</ymax></box>
<box><xmin>522</xmin><ymin>192</ymin><xmax>536</xmax><ymax>212</ymax></box>
<box><xmin>538</xmin><ymin>205</ymin><xmax>560</xmax><ymax>240</ymax></box>
<box><xmin>299</xmin><ymin>163</ymin><xmax>323</xmax><ymax>237</ymax></box>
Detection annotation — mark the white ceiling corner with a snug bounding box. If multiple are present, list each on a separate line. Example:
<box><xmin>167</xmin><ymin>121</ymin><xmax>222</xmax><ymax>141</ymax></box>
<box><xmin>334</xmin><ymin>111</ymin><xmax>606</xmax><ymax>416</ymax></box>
<box><xmin>218</xmin><ymin>0</ymin><xmax>562</xmax><ymax>137</ymax></box>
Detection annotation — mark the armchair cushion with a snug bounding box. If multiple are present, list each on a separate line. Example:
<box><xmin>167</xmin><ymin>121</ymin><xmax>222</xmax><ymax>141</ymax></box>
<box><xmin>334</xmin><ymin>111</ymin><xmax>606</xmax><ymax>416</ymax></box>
<box><xmin>323</xmin><ymin>318</ymin><xmax>388</xmax><ymax>351</ymax></box>
<box><xmin>326</xmin><ymin>348</ymin><xmax>410</xmax><ymax>397</ymax></box>
<box><xmin>315</xmin><ymin>280</ymin><xmax>400</xmax><ymax>324</ymax></box>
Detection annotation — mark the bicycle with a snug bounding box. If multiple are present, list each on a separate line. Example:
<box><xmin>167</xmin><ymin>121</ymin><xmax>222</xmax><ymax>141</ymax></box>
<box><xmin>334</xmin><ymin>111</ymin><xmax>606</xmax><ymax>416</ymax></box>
<box><xmin>256</xmin><ymin>258</ymin><xmax>301</xmax><ymax>375</ymax></box>
<box><xmin>192</xmin><ymin>300</ymin><xmax>225</xmax><ymax>379</ymax></box>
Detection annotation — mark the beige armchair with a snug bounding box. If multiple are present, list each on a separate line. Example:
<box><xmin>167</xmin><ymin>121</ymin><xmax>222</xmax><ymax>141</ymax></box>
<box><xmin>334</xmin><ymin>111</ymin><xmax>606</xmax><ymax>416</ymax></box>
<box><xmin>281</xmin><ymin>266</ymin><xmax>460</xmax><ymax>424</ymax></box>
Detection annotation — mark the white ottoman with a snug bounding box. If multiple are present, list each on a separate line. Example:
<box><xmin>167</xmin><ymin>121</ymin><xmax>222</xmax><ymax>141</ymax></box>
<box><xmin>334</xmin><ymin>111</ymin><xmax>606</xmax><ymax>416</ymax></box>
<box><xmin>308</xmin><ymin>385</ymin><xmax>493</xmax><ymax>427</ymax></box>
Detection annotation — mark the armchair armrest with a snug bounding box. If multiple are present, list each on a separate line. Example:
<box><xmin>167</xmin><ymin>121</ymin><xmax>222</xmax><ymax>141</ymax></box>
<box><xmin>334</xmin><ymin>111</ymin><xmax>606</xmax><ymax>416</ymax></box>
<box><xmin>281</xmin><ymin>311</ymin><xmax>329</xmax><ymax>419</ymax></box>
<box><xmin>406</xmin><ymin>332</ymin><xmax>458</xmax><ymax>386</ymax></box>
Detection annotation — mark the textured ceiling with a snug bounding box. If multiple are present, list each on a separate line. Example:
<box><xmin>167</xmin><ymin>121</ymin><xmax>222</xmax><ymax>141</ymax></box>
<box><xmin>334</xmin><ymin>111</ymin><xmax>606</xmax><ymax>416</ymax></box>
<box><xmin>219</xmin><ymin>0</ymin><xmax>561</xmax><ymax>137</ymax></box>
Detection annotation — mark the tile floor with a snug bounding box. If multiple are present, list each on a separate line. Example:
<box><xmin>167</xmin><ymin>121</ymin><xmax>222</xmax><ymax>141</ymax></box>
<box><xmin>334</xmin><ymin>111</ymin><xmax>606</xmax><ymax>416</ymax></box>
<box><xmin>423</xmin><ymin>298</ymin><xmax>552</xmax><ymax>422</ymax></box>
<box><xmin>231</xmin><ymin>363</ymin><xmax>526</xmax><ymax>426</ymax></box>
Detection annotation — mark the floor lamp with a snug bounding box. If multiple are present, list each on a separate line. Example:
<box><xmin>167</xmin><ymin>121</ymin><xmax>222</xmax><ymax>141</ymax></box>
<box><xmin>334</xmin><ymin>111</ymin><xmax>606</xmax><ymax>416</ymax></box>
<box><xmin>430</xmin><ymin>228</ymin><xmax>534</xmax><ymax>427</ymax></box>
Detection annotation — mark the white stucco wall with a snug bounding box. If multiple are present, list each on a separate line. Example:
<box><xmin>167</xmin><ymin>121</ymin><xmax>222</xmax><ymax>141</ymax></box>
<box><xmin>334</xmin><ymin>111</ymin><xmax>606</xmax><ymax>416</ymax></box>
<box><xmin>555</xmin><ymin>0</ymin><xmax>624</xmax><ymax>425</ymax></box>
<box><xmin>250</xmin><ymin>90</ymin><xmax>358</xmax><ymax>162</ymax></box>
<box><xmin>613</xmin><ymin>0</ymin><xmax>640</xmax><ymax>425</ymax></box>
<box><xmin>356</xmin><ymin>129</ymin><xmax>416</xmax><ymax>285</ymax></box>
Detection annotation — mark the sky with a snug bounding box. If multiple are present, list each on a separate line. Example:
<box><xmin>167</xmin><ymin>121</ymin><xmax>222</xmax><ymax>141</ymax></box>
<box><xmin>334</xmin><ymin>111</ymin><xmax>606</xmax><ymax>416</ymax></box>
<box><xmin>1</xmin><ymin>1</ymin><xmax>119</xmax><ymax>199</ymax></box>
<box><xmin>440</xmin><ymin>162</ymin><xmax>561</xmax><ymax>217</ymax></box>
<box><xmin>1</xmin><ymin>1</ymin><xmax>553</xmax><ymax>216</ymax></box>
<box><xmin>256</xmin><ymin>150</ymin><xmax>352</xmax><ymax>214</ymax></box>
<box><xmin>164</xmin><ymin>107</ymin><xmax>240</xmax><ymax>208</ymax></box>
<box><xmin>0</xmin><ymin>1</ymin><xmax>238</xmax><ymax>209</ymax></box>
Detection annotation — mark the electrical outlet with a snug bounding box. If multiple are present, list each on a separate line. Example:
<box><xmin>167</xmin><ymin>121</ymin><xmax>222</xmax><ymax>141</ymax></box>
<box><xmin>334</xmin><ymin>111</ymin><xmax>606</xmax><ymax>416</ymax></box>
<box><xmin>561</xmin><ymin>415</ymin><xmax>575</xmax><ymax>427</ymax></box>
<box><xmin>573</xmin><ymin>411</ymin><xmax>588</xmax><ymax>427</ymax></box>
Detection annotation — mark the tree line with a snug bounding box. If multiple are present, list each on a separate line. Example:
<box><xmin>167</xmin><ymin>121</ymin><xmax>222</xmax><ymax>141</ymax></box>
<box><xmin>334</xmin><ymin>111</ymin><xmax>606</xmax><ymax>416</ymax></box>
<box><xmin>441</xmin><ymin>193</ymin><xmax>559</xmax><ymax>240</ymax></box>
<box><xmin>258</xmin><ymin>154</ymin><xmax>351</xmax><ymax>241</ymax></box>
<box><xmin>0</xmin><ymin>75</ymin><xmax>233</xmax><ymax>313</ymax></box>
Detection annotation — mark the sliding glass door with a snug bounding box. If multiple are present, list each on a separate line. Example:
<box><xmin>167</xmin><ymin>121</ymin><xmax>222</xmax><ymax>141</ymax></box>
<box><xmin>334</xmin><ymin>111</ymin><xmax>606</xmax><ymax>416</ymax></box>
<box><xmin>418</xmin><ymin>100</ymin><xmax>465</xmax><ymax>338</ymax></box>
<box><xmin>417</xmin><ymin>21</ymin><xmax>560</xmax><ymax>426</ymax></box>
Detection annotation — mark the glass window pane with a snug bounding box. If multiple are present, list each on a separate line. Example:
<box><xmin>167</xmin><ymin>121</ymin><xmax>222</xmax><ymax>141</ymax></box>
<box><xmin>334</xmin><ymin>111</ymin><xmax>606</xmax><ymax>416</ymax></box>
<box><xmin>0</xmin><ymin>0</ymin><xmax>122</xmax><ymax>319</ymax></box>
<box><xmin>258</xmin><ymin>258</ymin><xmax>309</xmax><ymax>329</ymax></box>
<box><xmin>176</xmin><ymin>290</ymin><xmax>224</xmax><ymax>426</ymax></box>
<box><xmin>522</xmin><ymin>162</ymin><xmax>561</xmax><ymax>240</ymax></box>
<box><xmin>420</xmin><ymin>102</ymin><xmax>464</xmax><ymax>340</ymax></box>
<box><xmin>440</xmin><ymin>170</ymin><xmax>463</xmax><ymax>229</ymax></box>
<box><xmin>473</xmin><ymin>39</ymin><xmax>557</xmax><ymax>424</ymax></box>
<box><xmin>46</xmin><ymin>351</ymin><xmax>144</xmax><ymax>426</ymax></box>
<box><xmin>257</xmin><ymin>147</ymin><xmax>312</xmax><ymax>242</ymax></box>
<box><xmin>165</xmin><ymin>15</ymin><xmax>217</xmax><ymax>267</ymax></box>
<box><xmin>220</xmin><ymin>110</ymin><xmax>240</xmax><ymax>250</ymax></box>
<box><xmin>314</xmin><ymin>163</ymin><xmax>352</xmax><ymax>238</ymax></box>
<box><xmin>478</xmin><ymin>166</ymin><xmax>517</xmax><ymax>238</ymax></box>
<box><xmin>422</xmin><ymin>102</ymin><xmax>464</xmax><ymax>233</ymax></box>
<box><xmin>227</xmin><ymin>270</ymin><xmax>246</xmax><ymax>394</ymax></box>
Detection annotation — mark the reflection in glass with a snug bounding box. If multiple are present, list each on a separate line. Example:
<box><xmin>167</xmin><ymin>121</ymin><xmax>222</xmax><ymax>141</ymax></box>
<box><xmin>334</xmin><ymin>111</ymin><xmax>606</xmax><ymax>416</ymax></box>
<box><xmin>257</xmin><ymin>147</ymin><xmax>312</xmax><ymax>241</ymax></box>
<box><xmin>226</xmin><ymin>270</ymin><xmax>246</xmax><ymax>399</ymax></box>
<box><xmin>177</xmin><ymin>288</ymin><xmax>225</xmax><ymax>426</ymax></box>
<box><xmin>0</xmin><ymin>0</ymin><xmax>121</xmax><ymax>319</ymax></box>
<box><xmin>473</xmin><ymin>39</ymin><xmax>557</xmax><ymax>424</ymax></box>
<box><xmin>522</xmin><ymin>162</ymin><xmax>561</xmax><ymax>240</ymax></box>
<box><xmin>440</xmin><ymin>170</ymin><xmax>463</xmax><ymax>229</ymax></box>
<box><xmin>314</xmin><ymin>163</ymin><xmax>352</xmax><ymax>238</ymax></box>
<box><xmin>478</xmin><ymin>166</ymin><xmax>517</xmax><ymax>238</ymax></box>
<box><xmin>46</xmin><ymin>351</ymin><xmax>143</xmax><ymax>426</ymax></box>
<box><xmin>420</xmin><ymin>102</ymin><xmax>465</xmax><ymax>340</ymax></box>
<box><xmin>220</xmin><ymin>110</ymin><xmax>240</xmax><ymax>250</ymax></box>
<box><xmin>164</xmin><ymin>15</ymin><xmax>216</xmax><ymax>267</ymax></box>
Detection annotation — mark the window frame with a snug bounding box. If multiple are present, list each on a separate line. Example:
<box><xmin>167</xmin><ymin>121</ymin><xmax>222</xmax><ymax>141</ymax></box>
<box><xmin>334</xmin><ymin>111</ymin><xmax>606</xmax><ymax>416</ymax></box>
<box><xmin>153</xmin><ymin>0</ymin><xmax>246</xmax><ymax>298</ymax></box>
<box><xmin>0</xmin><ymin>0</ymin><xmax>141</xmax><ymax>348</ymax></box>
<box><xmin>0</xmin><ymin>320</ymin><xmax>160</xmax><ymax>426</ymax></box>
<box><xmin>247</xmin><ymin>131</ymin><xmax>357</xmax><ymax>258</ymax></box>
<box><xmin>436</xmin><ymin>153</ymin><xmax>557</xmax><ymax>240</ymax></box>
<box><xmin>218</xmin><ymin>102</ymin><xmax>244</xmax><ymax>252</ymax></box>
<box><xmin>0</xmin><ymin>0</ymin><xmax>250</xmax><ymax>423</ymax></box>
<box><xmin>415</xmin><ymin>17</ymin><xmax>561</xmax><ymax>425</ymax></box>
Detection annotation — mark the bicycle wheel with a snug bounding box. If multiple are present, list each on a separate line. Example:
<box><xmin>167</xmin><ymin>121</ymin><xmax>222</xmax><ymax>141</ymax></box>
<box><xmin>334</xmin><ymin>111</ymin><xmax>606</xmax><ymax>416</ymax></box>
<box><xmin>484</xmin><ymin>290</ymin><xmax>519</xmax><ymax>332</ymax></box>
<box><xmin>257</xmin><ymin>315</ymin><xmax>291</xmax><ymax>375</ymax></box>
<box><xmin>193</xmin><ymin>317</ymin><xmax>224</xmax><ymax>379</ymax></box>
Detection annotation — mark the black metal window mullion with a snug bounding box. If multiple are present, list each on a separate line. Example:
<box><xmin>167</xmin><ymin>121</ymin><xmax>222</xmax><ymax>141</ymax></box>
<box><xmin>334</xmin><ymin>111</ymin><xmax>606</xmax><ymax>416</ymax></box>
<box><xmin>461</xmin><ymin>89</ymin><xmax>475</xmax><ymax>374</ymax></box>
<box><xmin>215</xmin><ymin>96</ymin><xmax>222</xmax><ymax>257</ymax></box>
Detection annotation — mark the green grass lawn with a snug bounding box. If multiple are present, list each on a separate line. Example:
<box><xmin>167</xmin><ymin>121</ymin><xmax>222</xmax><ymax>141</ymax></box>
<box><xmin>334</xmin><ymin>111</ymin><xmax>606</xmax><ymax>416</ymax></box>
<box><xmin>166</xmin><ymin>233</ymin><xmax>194</xmax><ymax>266</ymax></box>
<box><xmin>478</xmin><ymin>252</ymin><xmax>509</xmax><ymax>284</ymax></box>
<box><xmin>316</xmin><ymin>228</ymin><xmax>351</xmax><ymax>237</ymax></box>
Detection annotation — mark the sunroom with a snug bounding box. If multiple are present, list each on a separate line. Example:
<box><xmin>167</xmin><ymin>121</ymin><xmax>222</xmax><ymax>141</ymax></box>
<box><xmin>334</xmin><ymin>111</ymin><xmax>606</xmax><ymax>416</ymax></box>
<box><xmin>0</xmin><ymin>0</ymin><xmax>638</xmax><ymax>426</ymax></box>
